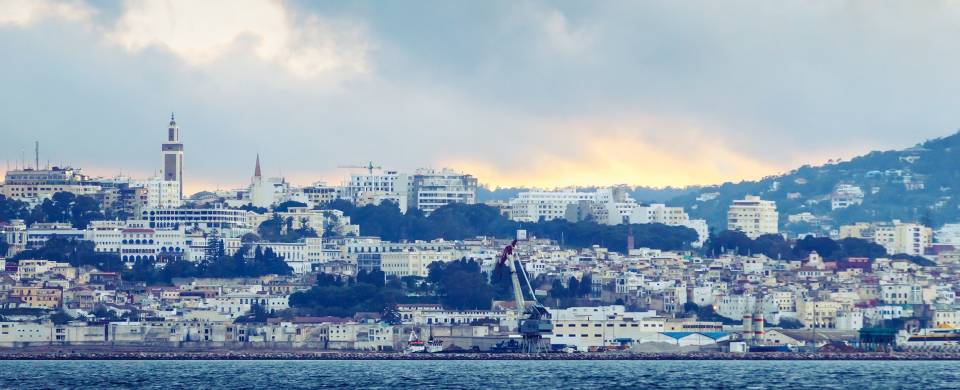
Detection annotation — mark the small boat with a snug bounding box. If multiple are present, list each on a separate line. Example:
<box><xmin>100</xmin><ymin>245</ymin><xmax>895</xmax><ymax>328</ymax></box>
<box><xmin>406</xmin><ymin>331</ymin><xmax>426</xmax><ymax>353</ymax></box>
<box><xmin>425</xmin><ymin>338</ymin><xmax>443</xmax><ymax>353</ymax></box>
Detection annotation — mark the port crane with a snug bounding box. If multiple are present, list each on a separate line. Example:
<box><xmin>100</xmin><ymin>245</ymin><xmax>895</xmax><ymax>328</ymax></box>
<box><xmin>337</xmin><ymin>161</ymin><xmax>382</xmax><ymax>175</ymax></box>
<box><xmin>496</xmin><ymin>239</ymin><xmax>553</xmax><ymax>353</ymax></box>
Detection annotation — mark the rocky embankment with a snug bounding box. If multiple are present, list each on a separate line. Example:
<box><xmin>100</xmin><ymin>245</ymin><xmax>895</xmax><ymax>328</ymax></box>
<box><xmin>0</xmin><ymin>348</ymin><xmax>958</xmax><ymax>360</ymax></box>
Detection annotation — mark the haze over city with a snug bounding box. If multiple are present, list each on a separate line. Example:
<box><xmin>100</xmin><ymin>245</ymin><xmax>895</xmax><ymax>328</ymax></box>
<box><xmin>4</xmin><ymin>0</ymin><xmax>960</xmax><ymax>193</ymax></box>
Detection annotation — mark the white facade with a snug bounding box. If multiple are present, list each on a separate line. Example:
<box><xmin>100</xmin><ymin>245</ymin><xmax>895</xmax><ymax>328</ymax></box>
<box><xmin>342</xmin><ymin>170</ymin><xmax>410</xmax><ymax>211</ymax></box>
<box><xmin>936</xmin><ymin>224</ymin><xmax>960</xmax><ymax>246</ymax></box>
<box><xmin>830</xmin><ymin>184</ymin><xmax>864</xmax><ymax>210</ymax></box>
<box><xmin>1</xmin><ymin>167</ymin><xmax>100</xmax><ymax>201</ymax></box>
<box><xmin>727</xmin><ymin>195</ymin><xmax>778</xmax><ymax>239</ymax></box>
<box><xmin>139</xmin><ymin>207</ymin><xmax>255</xmax><ymax>231</ymax></box>
<box><xmin>137</xmin><ymin>176</ymin><xmax>182</xmax><ymax>209</ymax></box>
<box><xmin>379</xmin><ymin>251</ymin><xmax>457</xmax><ymax>277</ymax></box>
<box><xmin>874</xmin><ymin>221</ymin><xmax>932</xmax><ymax>256</ymax></box>
<box><xmin>508</xmin><ymin>190</ymin><xmax>597</xmax><ymax>222</ymax></box>
<box><xmin>629</xmin><ymin>204</ymin><xmax>708</xmax><ymax>247</ymax></box>
<box><xmin>409</xmin><ymin>168</ymin><xmax>477</xmax><ymax>215</ymax></box>
<box><xmin>508</xmin><ymin>187</ymin><xmax>637</xmax><ymax>225</ymax></box>
<box><xmin>223</xmin><ymin>238</ymin><xmax>325</xmax><ymax>274</ymax></box>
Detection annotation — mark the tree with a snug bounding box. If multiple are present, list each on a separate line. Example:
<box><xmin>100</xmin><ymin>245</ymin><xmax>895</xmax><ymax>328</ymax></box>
<box><xmin>705</xmin><ymin>230</ymin><xmax>754</xmax><ymax>256</ymax></box>
<box><xmin>778</xmin><ymin>317</ymin><xmax>804</xmax><ymax>329</ymax></box>
<box><xmin>578</xmin><ymin>275</ymin><xmax>593</xmax><ymax>297</ymax></box>
<box><xmin>70</xmin><ymin>195</ymin><xmax>104</xmax><ymax>229</ymax></box>
<box><xmin>288</xmin><ymin>280</ymin><xmax>404</xmax><ymax>318</ymax></box>
<box><xmin>752</xmin><ymin>234</ymin><xmax>792</xmax><ymax>260</ymax></box>
<box><xmin>356</xmin><ymin>269</ymin><xmax>385</xmax><ymax>287</ymax></box>
<box><xmin>257</xmin><ymin>214</ymin><xmax>318</xmax><ymax>243</ymax></box>
<box><xmin>236</xmin><ymin>303</ymin><xmax>270</xmax><ymax>323</ymax></box>
<box><xmin>273</xmin><ymin>201</ymin><xmax>308</xmax><ymax>212</ymax></box>
<box><xmin>428</xmin><ymin>259</ymin><xmax>494</xmax><ymax>310</ymax></box>
<box><xmin>91</xmin><ymin>304</ymin><xmax>120</xmax><ymax>321</ymax></box>
<box><xmin>27</xmin><ymin>192</ymin><xmax>104</xmax><ymax>229</ymax></box>
<box><xmin>838</xmin><ymin>238</ymin><xmax>887</xmax><ymax>259</ymax></box>
<box><xmin>315</xmin><ymin>273</ymin><xmax>343</xmax><ymax>287</ymax></box>
<box><xmin>792</xmin><ymin>236</ymin><xmax>841</xmax><ymax>259</ymax></box>
<box><xmin>550</xmin><ymin>279</ymin><xmax>567</xmax><ymax>299</ymax></box>
<box><xmin>0</xmin><ymin>195</ymin><xmax>30</xmax><ymax>223</ymax></box>
<box><xmin>567</xmin><ymin>277</ymin><xmax>580</xmax><ymax>299</ymax></box>
<box><xmin>240</xmin><ymin>233</ymin><xmax>261</xmax><ymax>244</ymax></box>
<box><xmin>50</xmin><ymin>310</ymin><xmax>74</xmax><ymax>325</ymax></box>
<box><xmin>382</xmin><ymin>304</ymin><xmax>402</xmax><ymax>325</ymax></box>
<box><xmin>321</xmin><ymin>211</ymin><xmax>342</xmax><ymax>238</ymax></box>
<box><xmin>13</xmin><ymin>237</ymin><xmax>124</xmax><ymax>272</ymax></box>
<box><xmin>237</xmin><ymin>203</ymin><xmax>268</xmax><ymax>213</ymax></box>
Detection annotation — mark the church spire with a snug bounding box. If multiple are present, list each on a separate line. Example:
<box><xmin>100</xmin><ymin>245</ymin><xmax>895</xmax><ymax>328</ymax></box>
<box><xmin>254</xmin><ymin>154</ymin><xmax>262</xmax><ymax>178</ymax></box>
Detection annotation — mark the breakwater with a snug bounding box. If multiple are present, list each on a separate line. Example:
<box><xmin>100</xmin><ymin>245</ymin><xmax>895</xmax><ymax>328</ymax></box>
<box><xmin>1</xmin><ymin>348</ymin><xmax>959</xmax><ymax>360</ymax></box>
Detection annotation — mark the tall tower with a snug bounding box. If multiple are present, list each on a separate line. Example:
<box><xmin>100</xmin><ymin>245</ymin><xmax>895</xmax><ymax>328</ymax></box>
<box><xmin>162</xmin><ymin>113</ymin><xmax>184</xmax><ymax>200</ymax></box>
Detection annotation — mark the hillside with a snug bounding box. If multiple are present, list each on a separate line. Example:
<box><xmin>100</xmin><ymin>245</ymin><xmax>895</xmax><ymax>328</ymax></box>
<box><xmin>669</xmin><ymin>131</ymin><xmax>960</xmax><ymax>233</ymax></box>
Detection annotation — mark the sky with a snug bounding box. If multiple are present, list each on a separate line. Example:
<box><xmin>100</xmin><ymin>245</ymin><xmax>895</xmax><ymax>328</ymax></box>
<box><xmin>3</xmin><ymin>0</ymin><xmax>960</xmax><ymax>195</ymax></box>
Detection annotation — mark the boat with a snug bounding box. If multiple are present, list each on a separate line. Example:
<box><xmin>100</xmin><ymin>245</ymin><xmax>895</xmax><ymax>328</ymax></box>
<box><xmin>406</xmin><ymin>331</ymin><xmax>426</xmax><ymax>353</ymax></box>
<box><xmin>425</xmin><ymin>338</ymin><xmax>443</xmax><ymax>353</ymax></box>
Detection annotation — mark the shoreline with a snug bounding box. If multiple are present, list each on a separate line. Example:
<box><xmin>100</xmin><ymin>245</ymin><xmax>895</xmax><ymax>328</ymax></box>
<box><xmin>0</xmin><ymin>349</ymin><xmax>957</xmax><ymax>361</ymax></box>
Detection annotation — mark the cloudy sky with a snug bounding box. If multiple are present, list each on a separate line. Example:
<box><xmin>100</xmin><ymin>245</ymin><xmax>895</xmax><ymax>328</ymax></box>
<box><xmin>3</xmin><ymin>0</ymin><xmax>960</xmax><ymax>194</ymax></box>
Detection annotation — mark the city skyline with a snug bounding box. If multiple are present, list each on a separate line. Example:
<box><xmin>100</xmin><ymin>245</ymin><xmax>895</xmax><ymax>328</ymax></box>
<box><xmin>5</xmin><ymin>1</ymin><xmax>960</xmax><ymax>193</ymax></box>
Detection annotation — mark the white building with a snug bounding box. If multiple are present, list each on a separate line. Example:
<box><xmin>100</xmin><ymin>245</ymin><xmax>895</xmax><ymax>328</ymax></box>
<box><xmin>224</xmin><ymin>238</ymin><xmax>325</xmax><ymax>274</ymax></box>
<box><xmin>629</xmin><ymin>204</ymin><xmax>709</xmax><ymax>247</ymax></box>
<box><xmin>830</xmin><ymin>184</ymin><xmax>864</xmax><ymax>210</ymax></box>
<box><xmin>137</xmin><ymin>176</ymin><xmax>182</xmax><ymax>209</ymax></box>
<box><xmin>935</xmin><ymin>224</ymin><xmax>960</xmax><ymax>246</ymax></box>
<box><xmin>509</xmin><ymin>187</ymin><xmax>637</xmax><ymax>225</ymax></box>
<box><xmin>409</xmin><ymin>168</ymin><xmax>477</xmax><ymax>215</ymax></box>
<box><xmin>839</xmin><ymin>220</ymin><xmax>932</xmax><ymax>256</ymax></box>
<box><xmin>727</xmin><ymin>195</ymin><xmax>778</xmax><ymax>239</ymax></box>
<box><xmin>342</xmin><ymin>170</ymin><xmax>410</xmax><ymax>211</ymax></box>
<box><xmin>139</xmin><ymin>207</ymin><xmax>255</xmax><ymax>231</ymax></box>
<box><xmin>1</xmin><ymin>166</ymin><xmax>101</xmax><ymax>202</ymax></box>
<box><xmin>508</xmin><ymin>190</ymin><xmax>597</xmax><ymax>222</ymax></box>
<box><xmin>379</xmin><ymin>250</ymin><xmax>457</xmax><ymax>277</ymax></box>
<box><xmin>290</xmin><ymin>183</ymin><xmax>340</xmax><ymax>208</ymax></box>
<box><xmin>873</xmin><ymin>221</ymin><xmax>932</xmax><ymax>256</ymax></box>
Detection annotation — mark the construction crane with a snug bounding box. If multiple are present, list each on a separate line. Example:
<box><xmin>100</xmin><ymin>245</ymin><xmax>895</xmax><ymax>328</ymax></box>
<box><xmin>495</xmin><ymin>239</ymin><xmax>553</xmax><ymax>353</ymax></box>
<box><xmin>337</xmin><ymin>161</ymin><xmax>382</xmax><ymax>175</ymax></box>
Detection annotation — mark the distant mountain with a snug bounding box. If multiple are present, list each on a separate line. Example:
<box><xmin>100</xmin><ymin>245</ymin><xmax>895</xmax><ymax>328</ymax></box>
<box><xmin>669</xmin><ymin>131</ymin><xmax>960</xmax><ymax>233</ymax></box>
<box><xmin>476</xmin><ymin>185</ymin><xmax>699</xmax><ymax>203</ymax></box>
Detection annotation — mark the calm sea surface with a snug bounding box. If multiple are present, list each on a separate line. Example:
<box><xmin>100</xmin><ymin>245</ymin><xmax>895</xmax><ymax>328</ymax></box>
<box><xmin>0</xmin><ymin>360</ymin><xmax>957</xmax><ymax>389</ymax></box>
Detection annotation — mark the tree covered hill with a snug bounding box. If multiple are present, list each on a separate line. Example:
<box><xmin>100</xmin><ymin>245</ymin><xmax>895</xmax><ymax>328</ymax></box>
<box><xmin>670</xmin><ymin>130</ymin><xmax>960</xmax><ymax>232</ymax></box>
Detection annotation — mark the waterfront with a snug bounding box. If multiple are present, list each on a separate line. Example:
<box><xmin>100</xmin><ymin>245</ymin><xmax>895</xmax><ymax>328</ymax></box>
<box><xmin>2</xmin><ymin>360</ymin><xmax>960</xmax><ymax>389</ymax></box>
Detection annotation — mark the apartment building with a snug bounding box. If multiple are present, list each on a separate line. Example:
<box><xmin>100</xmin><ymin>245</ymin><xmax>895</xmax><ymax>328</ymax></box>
<box><xmin>727</xmin><ymin>195</ymin><xmax>779</xmax><ymax>239</ymax></box>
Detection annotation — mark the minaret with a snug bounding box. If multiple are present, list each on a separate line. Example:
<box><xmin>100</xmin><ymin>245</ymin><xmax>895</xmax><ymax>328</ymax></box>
<box><xmin>162</xmin><ymin>113</ymin><xmax>184</xmax><ymax>200</ymax></box>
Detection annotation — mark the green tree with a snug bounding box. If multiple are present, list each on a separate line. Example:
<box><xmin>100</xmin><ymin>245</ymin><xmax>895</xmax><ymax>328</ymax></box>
<box><xmin>273</xmin><ymin>201</ymin><xmax>308</xmax><ymax>212</ymax></box>
<box><xmin>50</xmin><ymin>310</ymin><xmax>74</xmax><ymax>325</ymax></box>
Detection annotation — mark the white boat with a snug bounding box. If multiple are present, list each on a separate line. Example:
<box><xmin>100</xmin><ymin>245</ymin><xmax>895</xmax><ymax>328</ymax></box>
<box><xmin>406</xmin><ymin>331</ymin><xmax>426</xmax><ymax>353</ymax></box>
<box><xmin>425</xmin><ymin>339</ymin><xmax>443</xmax><ymax>353</ymax></box>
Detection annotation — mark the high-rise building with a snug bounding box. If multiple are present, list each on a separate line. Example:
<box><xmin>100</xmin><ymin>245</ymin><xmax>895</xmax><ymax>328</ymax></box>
<box><xmin>161</xmin><ymin>113</ymin><xmax>184</xmax><ymax>201</ymax></box>
<box><xmin>727</xmin><ymin>195</ymin><xmax>778</xmax><ymax>239</ymax></box>
<box><xmin>409</xmin><ymin>168</ymin><xmax>477</xmax><ymax>215</ymax></box>
<box><xmin>342</xmin><ymin>170</ymin><xmax>410</xmax><ymax>211</ymax></box>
